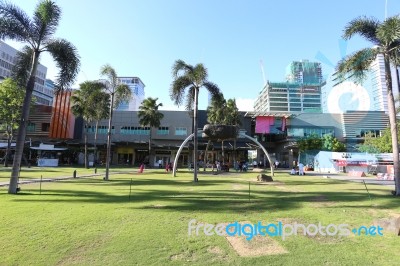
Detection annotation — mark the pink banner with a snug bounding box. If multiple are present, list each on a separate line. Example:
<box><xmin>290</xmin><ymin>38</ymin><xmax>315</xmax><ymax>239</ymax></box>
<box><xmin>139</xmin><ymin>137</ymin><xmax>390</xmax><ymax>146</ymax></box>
<box><xmin>255</xmin><ymin>116</ymin><xmax>275</xmax><ymax>134</ymax></box>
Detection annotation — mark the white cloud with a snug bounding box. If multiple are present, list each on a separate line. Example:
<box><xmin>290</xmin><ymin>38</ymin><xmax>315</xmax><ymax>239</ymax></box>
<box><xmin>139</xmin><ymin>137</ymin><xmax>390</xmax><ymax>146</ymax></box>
<box><xmin>235</xmin><ymin>98</ymin><xmax>255</xmax><ymax>111</ymax></box>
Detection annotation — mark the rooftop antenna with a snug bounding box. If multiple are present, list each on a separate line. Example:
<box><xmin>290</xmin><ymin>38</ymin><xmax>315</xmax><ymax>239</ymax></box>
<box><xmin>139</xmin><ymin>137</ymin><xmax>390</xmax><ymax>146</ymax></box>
<box><xmin>260</xmin><ymin>60</ymin><xmax>267</xmax><ymax>87</ymax></box>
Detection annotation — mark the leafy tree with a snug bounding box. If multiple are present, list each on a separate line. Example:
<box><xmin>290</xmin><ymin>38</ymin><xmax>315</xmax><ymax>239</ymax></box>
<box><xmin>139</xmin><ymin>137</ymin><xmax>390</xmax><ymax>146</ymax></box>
<box><xmin>0</xmin><ymin>78</ymin><xmax>33</xmax><ymax>166</ymax></box>
<box><xmin>138</xmin><ymin>97</ymin><xmax>164</xmax><ymax>163</ymax></box>
<box><xmin>170</xmin><ymin>60</ymin><xmax>220</xmax><ymax>182</ymax></box>
<box><xmin>224</xmin><ymin>98</ymin><xmax>241</xmax><ymax>126</ymax></box>
<box><xmin>0</xmin><ymin>0</ymin><xmax>80</xmax><ymax>194</ymax></box>
<box><xmin>335</xmin><ymin>15</ymin><xmax>400</xmax><ymax>195</ymax></box>
<box><xmin>357</xmin><ymin>128</ymin><xmax>399</xmax><ymax>153</ymax></box>
<box><xmin>71</xmin><ymin>81</ymin><xmax>106</xmax><ymax>168</ymax></box>
<box><xmin>322</xmin><ymin>134</ymin><xmax>346</xmax><ymax>152</ymax></box>
<box><xmin>100</xmin><ymin>64</ymin><xmax>132</xmax><ymax>180</ymax></box>
<box><xmin>297</xmin><ymin>134</ymin><xmax>323</xmax><ymax>152</ymax></box>
<box><xmin>207</xmin><ymin>93</ymin><xmax>226</xmax><ymax>124</ymax></box>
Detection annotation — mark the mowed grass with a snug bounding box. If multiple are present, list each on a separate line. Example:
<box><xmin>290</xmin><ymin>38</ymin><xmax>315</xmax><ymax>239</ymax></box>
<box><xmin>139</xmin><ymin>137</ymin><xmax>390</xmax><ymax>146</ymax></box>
<box><xmin>0</xmin><ymin>169</ymin><xmax>399</xmax><ymax>265</ymax></box>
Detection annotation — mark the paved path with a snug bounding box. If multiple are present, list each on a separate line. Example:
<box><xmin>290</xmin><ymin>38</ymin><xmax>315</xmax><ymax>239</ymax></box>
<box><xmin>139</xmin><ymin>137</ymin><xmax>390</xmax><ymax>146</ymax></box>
<box><xmin>0</xmin><ymin>171</ymin><xmax>134</xmax><ymax>187</ymax></box>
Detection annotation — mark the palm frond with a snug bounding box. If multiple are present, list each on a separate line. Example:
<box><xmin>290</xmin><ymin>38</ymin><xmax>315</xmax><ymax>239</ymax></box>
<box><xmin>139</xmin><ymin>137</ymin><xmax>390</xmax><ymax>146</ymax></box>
<box><xmin>100</xmin><ymin>64</ymin><xmax>118</xmax><ymax>89</ymax></box>
<box><xmin>172</xmin><ymin>59</ymin><xmax>193</xmax><ymax>77</ymax></box>
<box><xmin>193</xmin><ymin>63</ymin><xmax>208</xmax><ymax>85</ymax></box>
<box><xmin>203</xmin><ymin>81</ymin><xmax>221</xmax><ymax>98</ymax></box>
<box><xmin>169</xmin><ymin>75</ymin><xmax>192</xmax><ymax>106</ymax></box>
<box><xmin>10</xmin><ymin>45</ymin><xmax>33</xmax><ymax>87</ymax></box>
<box><xmin>343</xmin><ymin>16</ymin><xmax>380</xmax><ymax>44</ymax></box>
<box><xmin>114</xmin><ymin>84</ymin><xmax>131</xmax><ymax>109</ymax></box>
<box><xmin>0</xmin><ymin>0</ymin><xmax>32</xmax><ymax>43</ymax></box>
<box><xmin>334</xmin><ymin>48</ymin><xmax>377</xmax><ymax>85</ymax></box>
<box><xmin>32</xmin><ymin>0</ymin><xmax>61</xmax><ymax>43</ymax></box>
<box><xmin>377</xmin><ymin>16</ymin><xmax>400</xmax><ymax>46</ymax></box>
<box><xmin>138</xmin><ymin>97</ymin><xmax>164</xmax><ymax>128</ymax></box>
<box><xmin>45</xmin><ymin>38</ymin><xmax>80</xmax><ymax>91</ymax></box>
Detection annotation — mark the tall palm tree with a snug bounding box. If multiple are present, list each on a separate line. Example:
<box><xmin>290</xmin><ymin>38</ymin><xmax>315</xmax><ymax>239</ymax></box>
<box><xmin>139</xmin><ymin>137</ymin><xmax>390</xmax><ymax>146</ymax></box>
<box><xmin>100</xmin><ymin>64</ymin><xmax>132</xmax><ymax>180</ymax></box>
<box><xmin>335</xmin><ymin>16</ymin><xmax>400</xmax><ymax>196</ymax></box>
<box><xmin>204</xmin><ymin>93</ymin><xmax>226</xmax><ymax>170</ymax></box>
<box><xmin>225</xmin><ymin>98</ymin><xmax>241</xmax><ymax>165</ymax></box>
<box><xmin>71</xmin><ymin>81</ymin><xmax>105</xmax><ymax>168</ymax></box>
<box><xmin>138</xmin><ymin>97</ymin><xmax>164</xmax><ymax>165</ymax></box>
<box><xmin>0</xmin><ymin>0</ymin><xmax>80</xmax><ymax>194</ymax></box>
<box><xmin>91</xmin><ymin>90</ymin><xmax>110</xmax><ymax>166</ymax></box>
<box><xmin>171</xmin><ymin>60</ymin><xmax>221</xmax><ymax>182</ymax></box>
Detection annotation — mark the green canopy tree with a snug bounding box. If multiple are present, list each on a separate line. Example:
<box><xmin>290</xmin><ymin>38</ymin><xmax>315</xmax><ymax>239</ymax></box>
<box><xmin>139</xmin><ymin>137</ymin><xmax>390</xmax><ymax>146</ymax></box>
<box><xmin>358</xmin><ymin>128</ymin><xmax>399</xmax><ymax>153</ymax></box>
<box><xmin>170</xmin><ymin>60</ymin><xmax>221</xmax><ymax>182</ymax></box>
<box><xmin>0</xmin><ymin>78</ymin><xmax>34</xmax><ymax>167</ymax></box>
<box><xmin>100</xmin><ymin>64</ymin><xmax>132</xmax><ymax>180</ymax></box>
<box><xmin>0</xmin><ymin>0</ymin><xmax>80</xmax><ymax>194</ymax></box>
<box><xmin>138</xmin><ymin>97</ymin><xmax>164</xmax><ymax>165</ymax></box>
<box><xmin>335</xmin><ymin>15</ymin><xmax>400</xmax><ymax>195</ymax></box>
<box><xmin>71</xmin><ymin>81</ymin><xmax>106</xmax><ymax>168</ymax></box>
<box><xmin>322</xmin><ymin>134</ymin><xmax>346</xmax><ymax>152</ymax></box>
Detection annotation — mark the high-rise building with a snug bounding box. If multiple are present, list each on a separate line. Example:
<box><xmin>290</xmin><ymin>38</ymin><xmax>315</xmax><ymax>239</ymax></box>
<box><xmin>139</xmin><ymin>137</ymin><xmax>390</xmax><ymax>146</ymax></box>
<box><xmin>321</xmin><ymin>54</ymin><xmax>400</xmax><ymax>114</ymax></box>
<box><xmin>0</xmin><ymin>41</ymin><xmax>51</xmax><ymax>106</ymax></box>
<box><xmin>286</xmin><ymin>60</ymin><xmax>323</xmax><ymax>84</ymax></box>
<box><xmin>254</xmin><ymin>60</ymin><xmax>324</xmax><ymax>113</ymax></box>
<box><xmin>116</xmin><ymin>77</ymin><xmax>145</xmax><ymax>111</ymax></box>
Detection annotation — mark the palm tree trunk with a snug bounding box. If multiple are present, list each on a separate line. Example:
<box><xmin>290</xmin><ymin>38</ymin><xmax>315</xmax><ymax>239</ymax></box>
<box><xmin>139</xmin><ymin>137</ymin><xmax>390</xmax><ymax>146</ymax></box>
<box><xmin>222</xmin><ymin>140</ymin><xmax>225</xmax><ymax>165</ymax></box>
<box><xmin>4</xmin><ymin>126</ymin><xmax>11</xmax><ymax>167</ymax></box>
<box><xmin>84</xmin><ymin>121</ymin><xmax>88</xmax><ymax>169</ymax></box>
<box><xmin>148</xmin><ymin>127</ymin><xmax>152</xmax><ymax>166</ymax></box>
<box><xmin>9</xmin><ymin>52</ymin><xmax>39</xmax><ymax>194</ymax></box>
<box><xmin>203</xmin><ymin>140</ymin><xmax>211</xmax><ymax>171</ymax></box>
<box><xmin>94</xmin><ymin>120</ymin><xmax>99</xmax><ymax>166</ymax></box>
<box><xmin>105</xmin><ymin>92</ymin><xmax>114</xmax><ymax>180</ymax></box>
<box><xmin>384</xmin><ymin>55</ymin><xmax>400</xmax><ymax>195</ymax></box>
<box><xmin>193</xmin><ymin>88</ymin><xmax>199</xmax><ymax>182</ymax></box>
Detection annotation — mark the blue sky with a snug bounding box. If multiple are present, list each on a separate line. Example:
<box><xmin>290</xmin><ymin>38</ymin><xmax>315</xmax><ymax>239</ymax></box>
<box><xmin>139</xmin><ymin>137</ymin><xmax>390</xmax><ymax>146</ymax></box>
<box><xmin>8</xmin><ymin>0</ymin><xmax>400</xmax><ymax>110</ymax></box>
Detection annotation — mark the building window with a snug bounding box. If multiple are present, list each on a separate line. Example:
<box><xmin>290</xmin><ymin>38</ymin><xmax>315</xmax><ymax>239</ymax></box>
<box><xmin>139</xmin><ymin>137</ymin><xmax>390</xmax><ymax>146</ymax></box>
<box><xmin>355</xmin><ymin>129</ymin><xmax>381</xmax><ymax>138</ymax></box>
<box><xmin>287</xmin><ymin>127</ymin><xmax>334</xmax><ymax>138</ymax></box>
<box><xmin>120</xmin><ymin>126</ymin><xmax>150</xmax><ymax>135</ymax></box>
<box><xmin>157</xmin><ymin>127</ymin><xmax>169</xmax><ymax>135</ymax></box>
<box><xmin>175</xmin><ymin>127</ymin><xmax>187</xmax><ymax>136</ymax></box>
<box><xmin>97</xmin><ymin>125</ymin><xmax>115</xmax><ymax>134</ymax></box>
<box><xmin>27</xmin><ymin>122</ymin><xmax>36</xmax><ymax>132</ymax></box>
<box><xmin>41</xmin><ymin>123</ymin><xmax>50</xmax><ymax>132</ymax></box>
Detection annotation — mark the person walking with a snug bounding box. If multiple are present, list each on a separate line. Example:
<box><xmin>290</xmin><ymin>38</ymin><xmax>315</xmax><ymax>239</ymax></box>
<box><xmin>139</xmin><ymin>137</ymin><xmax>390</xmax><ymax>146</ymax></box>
<box><xmin>298</xmin><ymin>162</ymin><xmax>304</xmax><ymax>176</ymax></box>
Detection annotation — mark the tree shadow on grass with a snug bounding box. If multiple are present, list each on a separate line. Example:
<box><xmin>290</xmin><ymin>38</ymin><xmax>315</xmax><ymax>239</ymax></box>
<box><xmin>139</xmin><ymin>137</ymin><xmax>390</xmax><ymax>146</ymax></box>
<box><xmin>9</xmin><ymin>178</ymin><xmax>400</xmax><ymax>213</ymax></box>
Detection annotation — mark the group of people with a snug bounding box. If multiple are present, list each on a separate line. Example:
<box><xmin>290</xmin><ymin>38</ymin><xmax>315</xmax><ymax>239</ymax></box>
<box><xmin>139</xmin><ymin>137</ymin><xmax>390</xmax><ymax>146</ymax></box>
<box><xmin>234</xmin><ymin>161</ymin><xmax>248</xmax><ymax>172</ymax></box>
<box><xmin>158</xmin><ymin>159</ymin><xmax>173</xmax><ymax>172</ymax></box>
<box><xmin>290</xmin><ymin>162</ymin><xmax>305</xmax><ymax>175</ymax></box>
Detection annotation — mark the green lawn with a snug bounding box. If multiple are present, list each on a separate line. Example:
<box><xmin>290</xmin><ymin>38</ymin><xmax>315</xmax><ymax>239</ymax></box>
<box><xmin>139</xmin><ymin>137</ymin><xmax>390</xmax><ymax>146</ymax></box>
<box><xmin>0</xmin><ymin>169</ymin><xmax>399</xmax><ymax>265</ymax></box>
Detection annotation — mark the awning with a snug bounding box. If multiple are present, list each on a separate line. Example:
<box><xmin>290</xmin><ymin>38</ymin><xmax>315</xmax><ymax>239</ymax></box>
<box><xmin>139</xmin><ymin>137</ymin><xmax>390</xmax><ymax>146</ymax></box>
<box><xmin>30</xmin><ymin>143</ymin><xmax>67</xmax><ymax>151</ymax></box>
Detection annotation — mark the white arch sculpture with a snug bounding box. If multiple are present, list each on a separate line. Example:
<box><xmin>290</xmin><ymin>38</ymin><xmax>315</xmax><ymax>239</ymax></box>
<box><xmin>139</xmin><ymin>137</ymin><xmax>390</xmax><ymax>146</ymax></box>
<box><xmin>172</xmin><ymin>132</ymin><xmax>274</xmax><ymax>177</ymax></box>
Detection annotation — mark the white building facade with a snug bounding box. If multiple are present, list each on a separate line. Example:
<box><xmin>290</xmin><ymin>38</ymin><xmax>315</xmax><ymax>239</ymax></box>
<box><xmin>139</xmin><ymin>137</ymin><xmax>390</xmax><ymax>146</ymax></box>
<box><xmin>322</xmin><ymin>54</ymin><xmax>400</xmax><ymax>114</ymax></box>
<box><xmin>0</xmin><ymin>41</ymin><xmax>52</xmax><ymax>106</ymax></box>
<box><xmin>116</xmin><ymin>77</ymin><xmax>145</xmax><ymax>111</ymax></box>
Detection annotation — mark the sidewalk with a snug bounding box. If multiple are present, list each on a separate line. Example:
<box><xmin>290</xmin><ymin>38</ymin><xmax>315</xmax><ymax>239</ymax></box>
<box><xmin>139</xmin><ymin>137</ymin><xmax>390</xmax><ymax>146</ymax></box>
<box><xmin>0</xmin><ymin>170</ymin><xmax>134</xmax><ymax>187</ymax></box>
<box><xmin>307</xmin><ymin>171</ymin><xmax>395</xmax><ymax>186</ymax></box>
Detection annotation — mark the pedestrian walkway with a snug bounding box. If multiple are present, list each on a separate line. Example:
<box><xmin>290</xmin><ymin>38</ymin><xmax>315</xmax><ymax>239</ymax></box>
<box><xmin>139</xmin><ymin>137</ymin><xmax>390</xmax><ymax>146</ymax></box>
<box><xmin>0</xmin><ymin>170</ymin><xmax>134</xmax><ymax>187</ymax></box>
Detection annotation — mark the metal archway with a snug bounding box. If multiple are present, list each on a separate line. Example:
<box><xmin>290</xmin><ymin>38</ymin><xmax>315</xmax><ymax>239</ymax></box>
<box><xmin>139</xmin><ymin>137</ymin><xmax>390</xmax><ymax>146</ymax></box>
<box><xmin>172</xmin><ymin>133</ymin><xmax>194</xmax><ymax>177</ymax></box>
<box><xmin>239</xmin><ymin>133</ymin><xmax>274</xmax><ymax>176</ymax></box>
<box><xmin>172</xmin><ymin>132</ymin><xmax>274</xmax><ymax>176</ymax></box>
